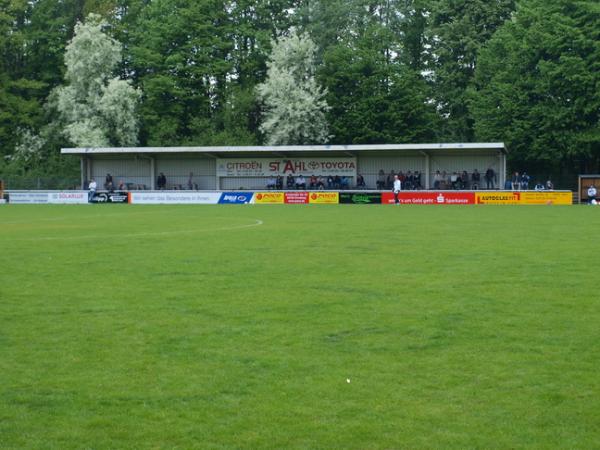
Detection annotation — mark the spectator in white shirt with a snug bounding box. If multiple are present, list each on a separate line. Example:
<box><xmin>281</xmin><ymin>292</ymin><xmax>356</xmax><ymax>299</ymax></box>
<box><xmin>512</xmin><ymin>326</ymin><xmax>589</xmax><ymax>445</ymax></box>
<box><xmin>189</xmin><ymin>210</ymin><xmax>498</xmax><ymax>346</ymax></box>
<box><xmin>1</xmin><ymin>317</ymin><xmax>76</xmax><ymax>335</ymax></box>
<box><xmin>88</xmin><ymin>179</ymin><xmax>97</xmax><ymax>203</ymax></box>
<box><xmin>393</xmin><ymin>175</ymin><xmax>401</xmax><ymax>205</ymax></box>
<box><xmin>588</xmin><ymin>185</ymin><xmax>597</xmax><ymax>204</ymax></box>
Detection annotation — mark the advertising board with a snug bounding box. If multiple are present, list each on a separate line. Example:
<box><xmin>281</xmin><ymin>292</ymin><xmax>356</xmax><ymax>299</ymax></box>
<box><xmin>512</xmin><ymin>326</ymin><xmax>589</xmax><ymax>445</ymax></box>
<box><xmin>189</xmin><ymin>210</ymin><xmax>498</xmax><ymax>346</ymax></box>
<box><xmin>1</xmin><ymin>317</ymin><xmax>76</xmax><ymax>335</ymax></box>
<box><xmin>218</xmin><ymin>192</ymin><xmax>253</xmax><ymax>204</ymax></box>
<box><xmin>9</xmin><ymin>191</ymin><xmax>89</xmax><ymax>204</ymax></box>
<box><xmin>128</xmin><ymin>192</ymin><xmax>221</xmax><ymax>204</ymax></box>
<box><xmin>308</xmin><ymin>192</ymin><xmax>339</xmax><ymax>204</ymax></box>
<box><xmin>216</xmin><ymin>157</ymin><xmax>356</xmax><ymax>177</ymax></box>
<box><xmin>339</xmin><ymin>192</ymin><xmax>382</xmax><ymax>204</ymax></box>
<box><xmin>520</xmin><ymin>191</ymin><xmax>572</xmax><ymax>205</ymax></box>
<box><xmin>475</xmin><ymin>192</ymin><xmax>522</xmax><ymax>205</ymax></box>
<box><xmin>90</xmin><ymin>191</ymin><xmax>128</xmax><ymax>203</ymax></box>
<box><xmin>253</xmin><ymin>192</ymin><xmax>285</xmax><ymax>204</ymax></box>
<box><xmin>382</xmin><ymin>192</ymin><xmax>475</xmax><ymax>205</ymax></box>
<box><xmin>284</xmin><ymin>192</ymin><xmax>309</xmax><ymax>204</ymax></box>
<box><xmin>475</xmin><ymin>191</ymin><xmax>572</xmax><ymax>205</ymax></box>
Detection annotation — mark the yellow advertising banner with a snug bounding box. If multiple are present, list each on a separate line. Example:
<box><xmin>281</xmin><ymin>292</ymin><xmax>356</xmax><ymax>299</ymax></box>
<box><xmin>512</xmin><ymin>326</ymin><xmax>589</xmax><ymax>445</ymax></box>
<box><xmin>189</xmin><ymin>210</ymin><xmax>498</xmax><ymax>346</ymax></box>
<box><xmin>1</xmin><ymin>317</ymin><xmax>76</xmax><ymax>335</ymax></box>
<box><xmin>476</xmin><ymin>191</ymin><xmax>572</xmax><ymax>205</ymax></box>
<box><xmin>520</xmin><ymin>191</ymin><xmax>572</xmax><ymax>205</ymax></box>
<box><xmin>253</xmin><ymin>192</ymin><xmax>284</xmax><ymax>204</ymax></box>
<box><xmin>308</xmin><ymin>192</ymin><xmax>339</xmax><ymax>204</ymax></box>
<box><xmin>475</xmin><ymin>192</ymin><xmax>522</xmax><ymax>204</ymax></box>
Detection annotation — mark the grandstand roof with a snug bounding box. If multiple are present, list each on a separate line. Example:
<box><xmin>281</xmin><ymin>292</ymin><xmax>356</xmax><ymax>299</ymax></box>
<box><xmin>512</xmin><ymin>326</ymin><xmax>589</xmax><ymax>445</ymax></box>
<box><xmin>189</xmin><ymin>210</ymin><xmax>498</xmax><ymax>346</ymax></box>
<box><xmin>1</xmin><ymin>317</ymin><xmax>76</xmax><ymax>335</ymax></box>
<box><xmin>62</xmin><ymin>143</ymin><xmax>507</xmax><ymax>157</ymax></box>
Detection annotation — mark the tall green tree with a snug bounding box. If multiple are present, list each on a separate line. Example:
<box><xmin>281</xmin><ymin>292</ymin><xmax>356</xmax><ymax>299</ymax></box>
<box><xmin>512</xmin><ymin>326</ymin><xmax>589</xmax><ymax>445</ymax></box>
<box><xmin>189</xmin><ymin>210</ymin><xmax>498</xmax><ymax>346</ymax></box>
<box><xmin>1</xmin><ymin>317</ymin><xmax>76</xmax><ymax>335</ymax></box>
<box><xmin>256</xmin><ymin>29</ymin><xmax>330</xmax><ymax>145</ymax></box>
<box><xmin>320</xmin><ymin>35</ymin><xmax>438</xmax><ymax>144</ymax></box>
<box><xmin>53</xmin><ymin>13</ymin><xmax>141</xmax><ymax>147</ymax></box>
<box><xmin>129</xmin><ymin>0</ymin><xmax>234</xmax><ymax>145</ymax></box>
<box><xmin>0</xmin><ymin>0</ymin><xmax>45</xmax><ymax>158</ymax></box>
<box><xmin>307</xmin><ymin>0</ymin><xmax>438</xmax><ymax>144</ymax></box>
<box><xmin>429</xmin><ymin>0</ymin><xmax>516</xmax><ymax>141</ymax></box>
<box><xmin>472</xmin><ymin>0</ymin><xmax>600</xmax><ymax>174</ymax></box>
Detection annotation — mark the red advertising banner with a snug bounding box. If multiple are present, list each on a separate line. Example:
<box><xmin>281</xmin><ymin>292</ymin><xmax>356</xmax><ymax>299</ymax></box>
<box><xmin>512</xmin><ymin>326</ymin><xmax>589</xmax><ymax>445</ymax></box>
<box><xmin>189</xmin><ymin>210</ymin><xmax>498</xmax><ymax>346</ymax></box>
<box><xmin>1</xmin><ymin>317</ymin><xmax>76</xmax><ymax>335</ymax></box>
<box><xmin>284</xmin><ymin>192</ymin><xmax>309</xmax><ymax>204</ymax></box>
<box><xmin>382</xmin><ymin>192</ymin><xmax>475</xmax><ymax>205</ymax></box>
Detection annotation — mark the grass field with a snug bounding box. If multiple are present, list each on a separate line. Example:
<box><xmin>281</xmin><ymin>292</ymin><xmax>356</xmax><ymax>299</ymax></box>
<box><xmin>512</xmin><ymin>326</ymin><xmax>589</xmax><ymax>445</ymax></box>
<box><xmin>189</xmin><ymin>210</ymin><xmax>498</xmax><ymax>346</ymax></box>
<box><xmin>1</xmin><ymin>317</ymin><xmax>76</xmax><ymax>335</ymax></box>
<box><xmin>1</xmin><ymin>204</ymin><xmax>599</xmax><ymax>449</ymax></box>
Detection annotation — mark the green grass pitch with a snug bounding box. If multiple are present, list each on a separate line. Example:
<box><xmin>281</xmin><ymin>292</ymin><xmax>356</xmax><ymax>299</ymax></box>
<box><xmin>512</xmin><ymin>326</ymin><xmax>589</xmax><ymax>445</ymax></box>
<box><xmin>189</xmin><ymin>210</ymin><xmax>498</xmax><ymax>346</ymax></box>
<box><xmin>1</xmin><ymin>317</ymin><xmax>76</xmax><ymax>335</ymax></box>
<box><xmin>1</xmin><ymin>204</ymin><xmax>599</xmax><ymax>448</ymax></box>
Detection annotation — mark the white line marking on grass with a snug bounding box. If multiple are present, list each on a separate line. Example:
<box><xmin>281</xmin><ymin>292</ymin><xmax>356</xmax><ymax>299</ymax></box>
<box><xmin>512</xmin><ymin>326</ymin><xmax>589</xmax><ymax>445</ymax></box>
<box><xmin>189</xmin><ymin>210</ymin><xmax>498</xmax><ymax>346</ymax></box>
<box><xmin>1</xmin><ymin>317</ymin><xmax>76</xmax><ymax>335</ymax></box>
<box><xmin>10</xmin><ymin>219</ymin><xmax>264</xmax><ymax>241</ymax></box>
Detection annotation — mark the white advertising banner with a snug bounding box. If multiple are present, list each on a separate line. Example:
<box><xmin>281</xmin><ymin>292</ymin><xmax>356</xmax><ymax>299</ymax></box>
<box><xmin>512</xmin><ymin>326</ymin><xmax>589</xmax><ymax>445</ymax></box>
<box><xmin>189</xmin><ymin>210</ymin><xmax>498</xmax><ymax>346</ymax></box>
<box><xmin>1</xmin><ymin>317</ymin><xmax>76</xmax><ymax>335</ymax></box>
<box><xmin>129</xmin><ymin>192</ymin><xmax>221</xmax><ymax>204</ymax></box>
<box><xmin>9</xmin><ymin>191</ymin><xmax>88</xmax><ymax>204</ymax></box>
<box><xmin>216</xmin><ymin>157</ymin><xmax>357</xmax><ymax>177</ymax></box>
<box><xmin>48</xmin><ymin>191</ymin><xmax>89</xmax><ymax>204</ymax></box>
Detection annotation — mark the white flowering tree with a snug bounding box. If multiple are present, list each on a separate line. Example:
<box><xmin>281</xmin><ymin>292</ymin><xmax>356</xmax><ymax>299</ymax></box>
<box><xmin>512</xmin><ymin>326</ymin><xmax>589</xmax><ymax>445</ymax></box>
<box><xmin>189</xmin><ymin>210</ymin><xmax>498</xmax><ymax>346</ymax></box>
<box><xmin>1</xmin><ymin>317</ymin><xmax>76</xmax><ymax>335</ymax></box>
<box><xmin>256</xmin><ymin>29</ymin><xmax>330</xmax><ymax>145</ymax></box>
<box><xmin>54</xmin><ymin>14</ymin><xmax>140</xmax><ymax>147</ymax></box>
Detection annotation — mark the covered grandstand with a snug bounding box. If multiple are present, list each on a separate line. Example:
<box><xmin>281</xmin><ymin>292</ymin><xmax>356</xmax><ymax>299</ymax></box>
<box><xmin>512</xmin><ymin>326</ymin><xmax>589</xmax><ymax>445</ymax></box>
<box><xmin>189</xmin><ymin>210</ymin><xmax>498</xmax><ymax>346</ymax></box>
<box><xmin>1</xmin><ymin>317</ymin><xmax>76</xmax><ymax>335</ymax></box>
<box><xmin>61</xmin><ymin>143</ymin><xmax>508</xmax><ymax>191</ymax></box>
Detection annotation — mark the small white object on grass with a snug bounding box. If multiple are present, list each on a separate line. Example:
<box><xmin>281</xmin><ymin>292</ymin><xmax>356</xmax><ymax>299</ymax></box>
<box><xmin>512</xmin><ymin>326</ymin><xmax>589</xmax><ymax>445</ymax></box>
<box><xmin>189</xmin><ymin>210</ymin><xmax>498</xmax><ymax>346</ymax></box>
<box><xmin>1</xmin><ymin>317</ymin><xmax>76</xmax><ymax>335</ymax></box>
<box><xmin>346</xmin><ymin>378</ymin><xmax>351</xmax><ymax>383</ymax></box>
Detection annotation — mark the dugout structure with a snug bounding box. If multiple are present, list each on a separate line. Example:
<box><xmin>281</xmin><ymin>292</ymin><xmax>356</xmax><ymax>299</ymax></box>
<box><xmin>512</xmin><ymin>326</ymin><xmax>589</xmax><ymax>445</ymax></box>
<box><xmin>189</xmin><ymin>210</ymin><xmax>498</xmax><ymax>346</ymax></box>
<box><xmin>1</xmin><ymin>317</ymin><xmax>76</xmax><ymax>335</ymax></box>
<box><xmin>578</xmin><ymin>174</ymin><xmax>600</xmax><ymax>204</ymax></box>
<box><xmin>61</xmin><ymin>143</ymin><xmax>507</xmax><ymax>191</ymax></box>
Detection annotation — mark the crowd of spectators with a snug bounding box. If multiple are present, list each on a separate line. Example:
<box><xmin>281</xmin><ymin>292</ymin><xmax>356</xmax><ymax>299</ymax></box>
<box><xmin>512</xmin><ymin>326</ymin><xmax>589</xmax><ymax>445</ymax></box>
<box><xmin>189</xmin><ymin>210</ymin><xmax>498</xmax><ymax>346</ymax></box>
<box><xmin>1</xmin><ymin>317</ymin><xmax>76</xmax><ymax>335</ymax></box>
<box><xmin>90</xmin><ymin>168</ymin><xmax>556</xmax><ymax>192</ymax></box>
<box><xmin>267</xmin><ymin>174</ymin><xmax>361</xmax><ymax>190</ymax></box>
<box><xmin>260</xmin><ymin>168</ymin><xmax>556</xmax><ymax>191</ymax></box>
<box><xmin>377</xmin><ymin>170</ymin><xmax>423</xmax><ymax>190</ymax></box>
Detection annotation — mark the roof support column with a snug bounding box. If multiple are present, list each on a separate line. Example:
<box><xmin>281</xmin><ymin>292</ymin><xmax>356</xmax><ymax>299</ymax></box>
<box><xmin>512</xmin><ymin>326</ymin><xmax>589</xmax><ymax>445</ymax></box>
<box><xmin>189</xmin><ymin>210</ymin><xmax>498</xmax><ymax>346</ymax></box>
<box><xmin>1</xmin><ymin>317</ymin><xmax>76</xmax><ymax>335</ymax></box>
<box><xmin>149</xmin><ymin>156</ymin><xmax>155</xmax><ymax>190</ymax></box>
<box><xmin>420</xmin><ymin>151</ymin><xmax>430</xmax><ymax>189</ymax></box>
<box><xmin>86</xmin><ymin>156</ymin><xmax>92</xmax><ymax>183</ymax></box>
<box><xmin>500</xmin><ymin>152</ymin><xmax>505</xmax><ymax>189</ymax></box>
<box><xmin>80</xmin><ymin>156</ymin><xmax>85</xmax><ymax>189</ymax></box>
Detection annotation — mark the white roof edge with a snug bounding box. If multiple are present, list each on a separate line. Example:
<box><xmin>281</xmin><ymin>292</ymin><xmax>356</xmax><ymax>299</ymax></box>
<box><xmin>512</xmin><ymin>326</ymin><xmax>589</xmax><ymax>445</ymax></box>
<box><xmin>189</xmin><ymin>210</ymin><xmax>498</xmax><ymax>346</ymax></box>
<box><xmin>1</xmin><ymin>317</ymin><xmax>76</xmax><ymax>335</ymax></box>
<box><xmin>61</xmin><ymin>143</ymin><xmax>506</xmax><ymax>154</ymax></box>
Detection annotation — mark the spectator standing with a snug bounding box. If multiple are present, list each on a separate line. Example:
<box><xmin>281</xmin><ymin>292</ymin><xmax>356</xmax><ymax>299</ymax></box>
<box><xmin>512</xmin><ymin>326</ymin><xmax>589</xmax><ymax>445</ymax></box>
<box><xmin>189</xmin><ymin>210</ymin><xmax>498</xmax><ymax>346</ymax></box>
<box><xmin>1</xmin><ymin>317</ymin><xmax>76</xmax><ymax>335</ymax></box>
<box><xmin>376</xmin><ymin>170</ymin><xmax>386</xmax><ymax>190</ymax></box>
<box><xmin>104</xmin><ymin>173</ymin><xmax>113</xmax><ymax>191</ymax></box>
<box><xmin>414</xmin><ymin>171</ymin><xmax>422</xmax><ymax>189</ymax></box>
<box><xmin>286</xmin><ymin>174</ymin><xmax>295</xmax><ymax>189</ymax></box>
<box><xmin>157</xmin><ymin>172</ymin><xmax>167</xmax><ymax>190</ymax></box>
<box><xmin>511</xmin><ymin>172</ymin><xmax>521</xmax><ymax>190</ymax></box>
<box><xmin>356</xmin><ymin>173</ymin><xmax>366</xmax><ymax>189</ymax></box>
<box><xmin>387</xmin><ymin>170</ymin><xmax>396</xmax><ymax>189</ymax></box>
<box><xmin>327</xmin><ymin>175</ymin><xmax>334</xmax><ymax>189</ymax></box>
<box><xmin>450</xmin><ymin>171</ymin><xmax>459</xmax><ymax>189</ymax></box>
<box><xmin>295</xmin><ymin>175</ymin><xmax>306</xmax><ymax>190</ymax></box>
<box><xmin>404</xmin><ymin>171</ymin><xmax>413</xmax><ymax>190</ymax></box>
<box><xmin>433</xmin><ymin>170</ymin><xmax>442</xmax><ymax>189</ymax></box>
<box><xmin>333</xmin><ymin>175</ymin><xmax>341</xmax><ymax>189</ymax></box>
<box><xmin>187</xmin><ymin>172</ymin><xmax>196</xmax><ymax>190</ymax></box>
<box><xmin>471</xmin><ymin>169</ymin><xmax>481</xmax><ymax>189</ymax></box>
<box><xmin>520</xmin><ymin>172</ymin><xmax>530</xmax><ymax>190</ymax></box>
<box><xmin>546</xmin><ymin>179</ymin><xmax>554</xmax><ymax>190</ymax></box>
<box><xmin>88</xmin><ymin>178</ymin><xmax>97</xmax><ymax>202</ymax></box>
<box><xmin>485</xmin><ymin>167</ymin><xmax>495</xmax><ymax>189</ymax></box>
<box><xmin>393</xmin><ymin>175</ymin><xmax>401</xmax><ymax>205</ymax></box>
<box><xmin>587</xmin><ymin>185</ymin><xmax>597</xmax><ymax>204</ymax></box>
<box><xmin>460</xmin><ymin>171</ymin><xmax>469</xmax><ymax>189</ymax></box>
<box><xmin>309</xmin><ymin>175</ymin><xmax>318</xmax><ymax>189</ymax></box>
<box><xmin>276</xmin><ymin>175</ymin><xmax>284</xmax><ymax>190</ymax></box>
<box><xmin>441</xmin><ymin>170</ymin><xmax>449</xmax><ymax>189</ymax></box>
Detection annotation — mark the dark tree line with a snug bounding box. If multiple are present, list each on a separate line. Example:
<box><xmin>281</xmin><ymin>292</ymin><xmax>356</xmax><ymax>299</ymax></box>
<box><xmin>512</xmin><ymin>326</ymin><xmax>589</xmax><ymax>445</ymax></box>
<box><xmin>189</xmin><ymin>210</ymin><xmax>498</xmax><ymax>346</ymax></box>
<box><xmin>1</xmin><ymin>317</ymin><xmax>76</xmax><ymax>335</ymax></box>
<box><xmin>1</xmin><ymin>0</ymin><xmax>598</xmax><ymax>187</ymax></box>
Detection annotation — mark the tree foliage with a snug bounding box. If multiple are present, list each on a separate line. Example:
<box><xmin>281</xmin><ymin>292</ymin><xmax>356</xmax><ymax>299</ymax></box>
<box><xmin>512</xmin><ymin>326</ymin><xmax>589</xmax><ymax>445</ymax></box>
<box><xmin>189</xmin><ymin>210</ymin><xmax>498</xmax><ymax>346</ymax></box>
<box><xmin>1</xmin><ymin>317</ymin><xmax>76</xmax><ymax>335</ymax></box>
<box><xmin>53</xmin><ymin>13</ymin><xmax>140</xmax><ymax>147</ymax></box>
<box><xmin>256</xmin><ymin>29</ymin><xmax>330</xmax><ymax>145</ymax></box>
<box><xmin>472</xmin><ymin>0</ymin><xmax>600</xmax><ymax>172</ymax></box>
<box><xmin>429</xmin><ymin>0</ymin><xmax>516</xmax><ymax>141</ymax></box>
